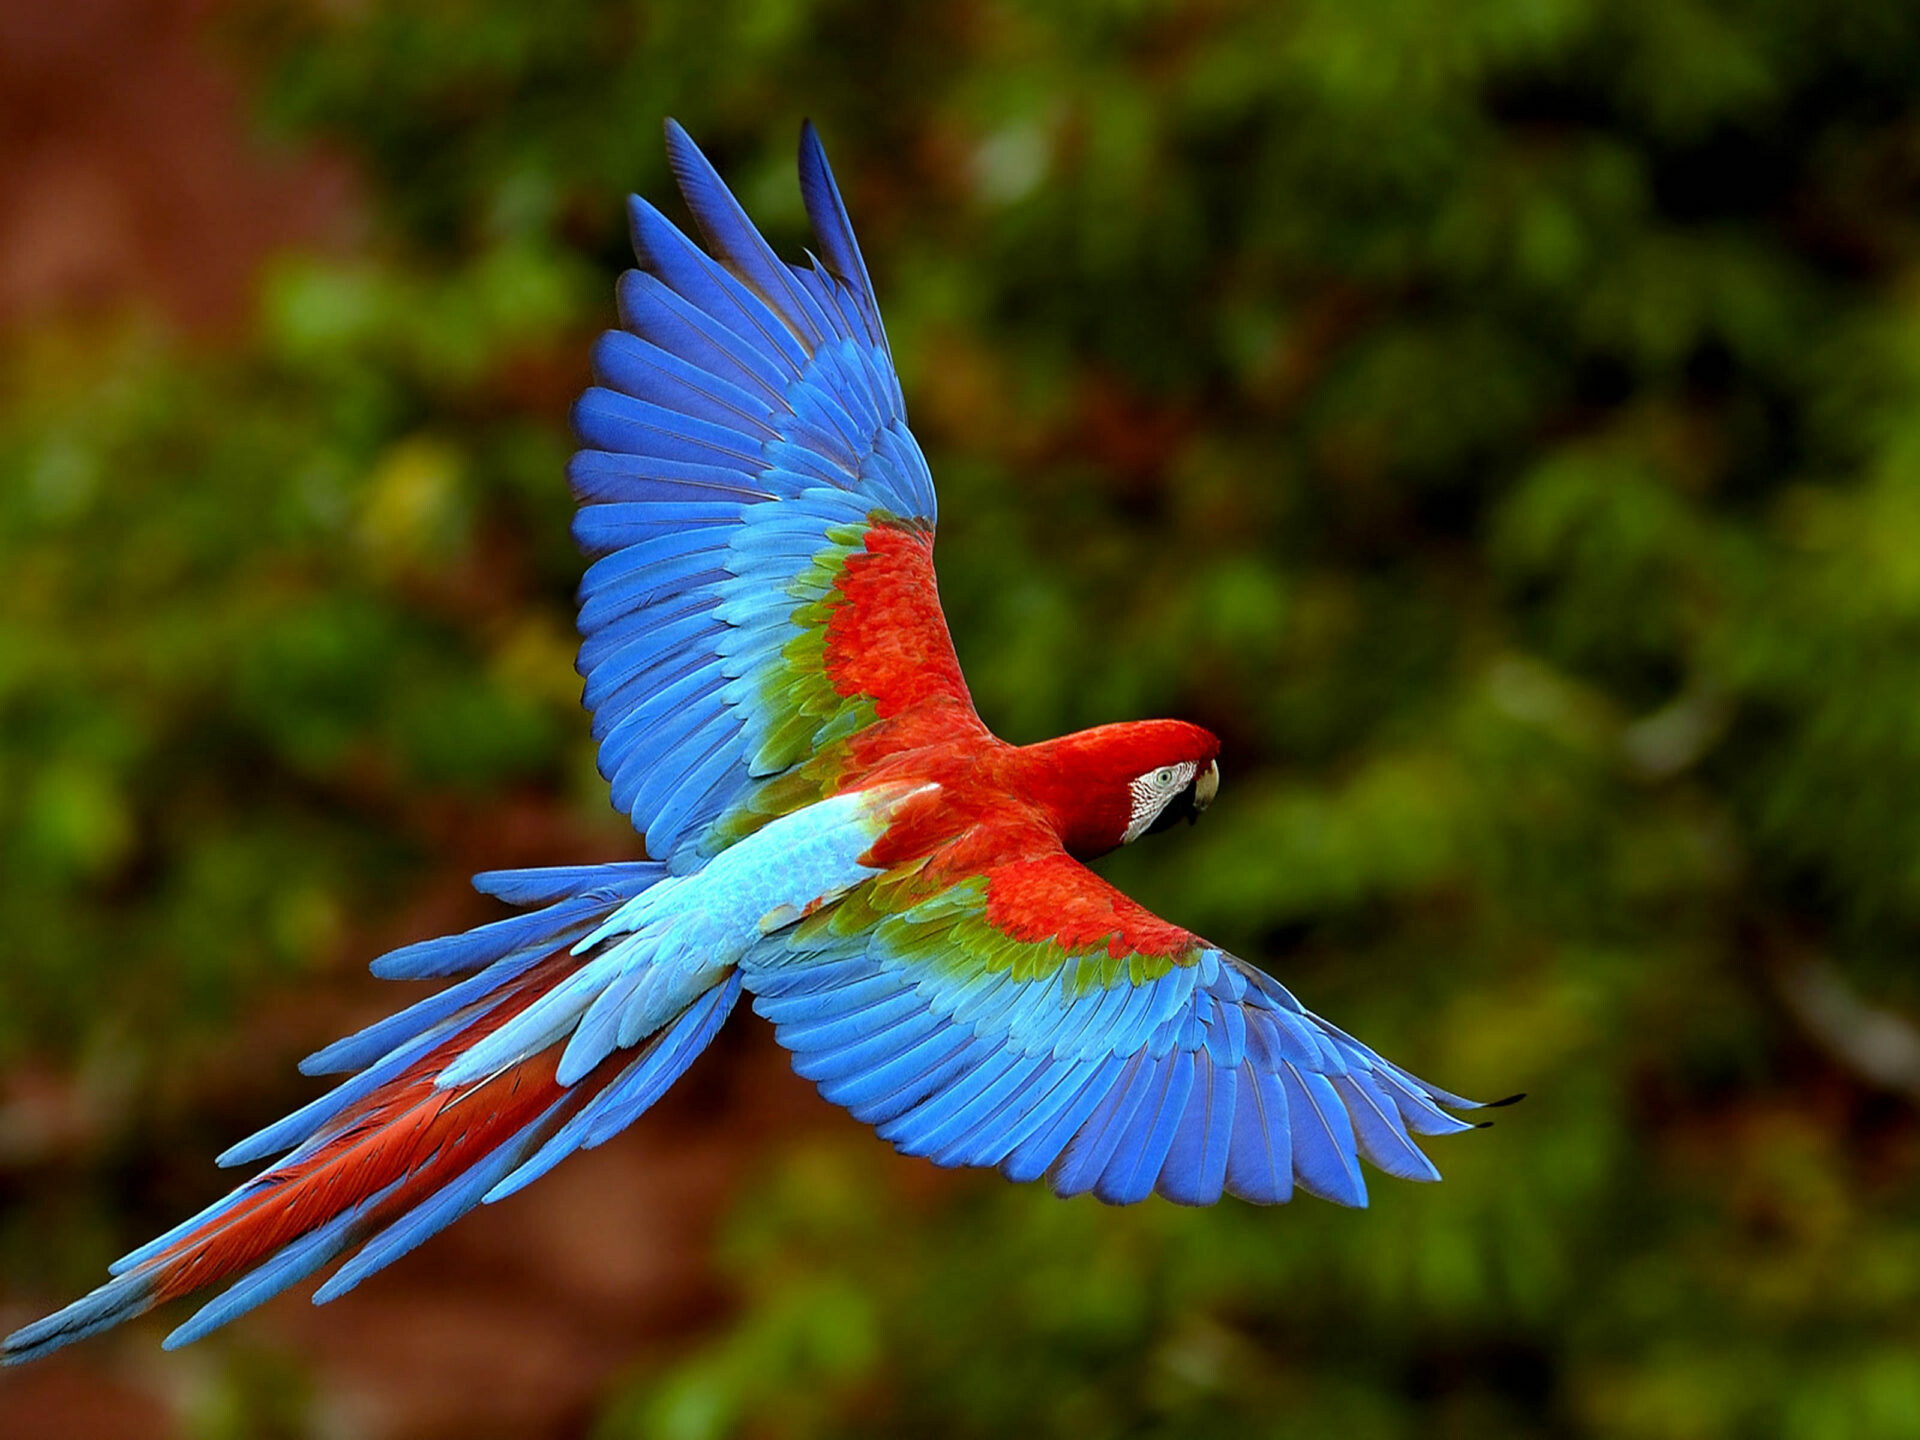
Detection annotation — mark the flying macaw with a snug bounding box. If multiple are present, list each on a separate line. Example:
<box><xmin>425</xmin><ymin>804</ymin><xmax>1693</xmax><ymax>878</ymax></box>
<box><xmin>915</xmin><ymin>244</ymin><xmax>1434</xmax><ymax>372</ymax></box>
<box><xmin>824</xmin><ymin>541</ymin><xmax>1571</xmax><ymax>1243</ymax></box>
<box><xmin>4</xmin><ymin>122</ymin><xmax>1504</xmax><ymax>1365</ymax></box>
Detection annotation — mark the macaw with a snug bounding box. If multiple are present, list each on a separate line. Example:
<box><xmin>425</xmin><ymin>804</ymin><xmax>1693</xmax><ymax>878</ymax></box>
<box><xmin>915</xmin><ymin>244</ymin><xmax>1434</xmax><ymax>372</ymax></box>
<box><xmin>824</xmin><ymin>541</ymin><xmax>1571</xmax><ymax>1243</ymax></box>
<box><xmin>4</xmin><ymin>121</ymin><xmax>1505</xmax><ymax>1365</ymax></box>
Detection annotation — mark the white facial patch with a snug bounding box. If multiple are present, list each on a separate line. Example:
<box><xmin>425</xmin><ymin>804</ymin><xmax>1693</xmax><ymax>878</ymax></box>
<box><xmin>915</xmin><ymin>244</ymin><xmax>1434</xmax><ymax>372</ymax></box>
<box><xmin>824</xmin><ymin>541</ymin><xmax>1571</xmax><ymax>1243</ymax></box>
<box><xmin>1123</xmin><ymin>760</ymin><xmax>1199</xmax><ymax>843</ymax></box>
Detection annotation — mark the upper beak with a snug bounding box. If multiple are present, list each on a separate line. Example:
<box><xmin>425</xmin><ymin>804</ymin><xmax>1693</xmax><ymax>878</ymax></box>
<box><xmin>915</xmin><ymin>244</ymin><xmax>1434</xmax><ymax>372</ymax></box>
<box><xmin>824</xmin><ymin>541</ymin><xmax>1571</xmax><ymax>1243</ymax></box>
<box><xmin>1193</xmin><ymin>759</ymin><xmax>1219</xmax><ymax>815</ymax></box>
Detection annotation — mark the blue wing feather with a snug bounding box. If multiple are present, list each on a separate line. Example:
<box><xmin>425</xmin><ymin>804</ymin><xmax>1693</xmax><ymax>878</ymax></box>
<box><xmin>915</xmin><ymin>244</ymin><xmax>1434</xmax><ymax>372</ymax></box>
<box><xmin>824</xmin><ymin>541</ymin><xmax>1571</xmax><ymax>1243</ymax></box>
<box><xmin>745</xmin><ymin>866</ymin><xmax>1483</xmax><ymax>1207</ymax></box>
<box><xmin>1225</xmin><ymin>1063</ymin><xmax>1294</xmax><ymax>1204</ymax></box>
<box><xmin>1097</xmin><ymin>1050</ymin><xmax>1196</xmax><ymax>1205</ymax></box>
<box><xmin>798</xmin><ymin>120</ymin><xmax>888</xmax><ymax>354</ymax></box>
<box><xmin>627</xmin><ymin>196</ymin><xmax>808</xmax><ymax>372</ymax></box>
<box><xmin>1278</xmin><ymin>1065</ymin><xmax>1367</xmax><ymax>1207</ymax></box>
<box><xmin>568</xmin><ymin>123</ymin><xmax>960</xmax><ymax>867</ymax></box>
<box><xmin>592</xmin><ymin>331</ymin><xmax>778</xmax><ymax>433</ymax></box>
<box><xmin>614</xmin><ymin>269</ymin><xmax>788</xmax><ymax>401</ymax></box>
<box><xmin>1157</xmin><ymin>1052</ymin><xmax>1236</xmax><ymax>1205</ymax></box>
<box><xmin>663</xmin><ymin>120</ymin><xmax>834</xmax><ymax>349</ymax></box>
<box><xmin>1002</xmin><ymin>1055</ymin><xmax>1132</xmax><ymax>1184</ymax></box>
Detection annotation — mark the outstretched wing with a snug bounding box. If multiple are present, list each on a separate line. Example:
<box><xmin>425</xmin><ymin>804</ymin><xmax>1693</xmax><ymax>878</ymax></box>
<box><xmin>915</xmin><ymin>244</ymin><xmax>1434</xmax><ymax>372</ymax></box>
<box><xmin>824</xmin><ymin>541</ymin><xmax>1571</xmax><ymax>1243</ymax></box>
<box><xmin>743</xmin><ymin>828</ymin><xmax>1491</xmax><ymax>1206</ymax></box>
<box><xmin>573</xmin><ymin>120</ymin><xmax>981</xmax><ymax>872</ymax></box>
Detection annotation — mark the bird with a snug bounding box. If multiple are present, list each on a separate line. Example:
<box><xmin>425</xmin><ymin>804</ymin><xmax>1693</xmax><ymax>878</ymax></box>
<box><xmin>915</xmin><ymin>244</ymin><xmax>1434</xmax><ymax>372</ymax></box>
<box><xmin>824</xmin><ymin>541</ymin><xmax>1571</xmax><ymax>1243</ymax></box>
<box><xmin>3</xmin><ymin>120</ymin><xmax>1503</xmax><ymax>1365</ymax></box>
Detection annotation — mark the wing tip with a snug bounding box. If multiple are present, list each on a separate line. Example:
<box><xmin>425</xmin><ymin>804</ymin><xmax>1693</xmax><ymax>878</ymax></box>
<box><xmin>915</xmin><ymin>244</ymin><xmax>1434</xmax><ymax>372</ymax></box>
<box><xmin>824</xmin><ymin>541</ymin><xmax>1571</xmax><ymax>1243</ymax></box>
<box><xmin>793</xmin><ymin>116</ymin><xmax>887</xmax><ymax>345</ymax></box>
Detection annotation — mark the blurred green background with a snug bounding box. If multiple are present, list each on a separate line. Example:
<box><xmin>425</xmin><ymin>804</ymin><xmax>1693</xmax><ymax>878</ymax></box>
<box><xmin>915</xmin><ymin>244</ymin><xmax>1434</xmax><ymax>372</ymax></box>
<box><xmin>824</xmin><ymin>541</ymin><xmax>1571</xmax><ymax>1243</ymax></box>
<box><xmin>6</xmin><ymin>0</ymin><xmax>1920</xmax><ymax>1435</ymax></box>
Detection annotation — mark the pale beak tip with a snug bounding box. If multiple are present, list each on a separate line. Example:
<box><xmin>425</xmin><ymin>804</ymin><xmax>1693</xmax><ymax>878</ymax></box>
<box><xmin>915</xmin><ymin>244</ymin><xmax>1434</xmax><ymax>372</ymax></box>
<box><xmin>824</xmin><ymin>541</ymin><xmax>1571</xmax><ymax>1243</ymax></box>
<box><xmin>1194</xmin><ymin>759</ymin><xmax>1220</xmax><ymax>813</ymax></box>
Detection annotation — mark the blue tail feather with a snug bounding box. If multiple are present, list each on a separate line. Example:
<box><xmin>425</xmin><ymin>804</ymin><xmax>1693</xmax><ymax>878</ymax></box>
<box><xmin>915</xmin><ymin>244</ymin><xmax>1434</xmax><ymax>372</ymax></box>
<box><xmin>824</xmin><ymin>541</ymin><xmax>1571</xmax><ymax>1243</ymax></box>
<box><xmin>485</xmin><ymin>973</ymin><xmax>742</xmax><ymax>1202</ymax></box>
<box><xmin>161</xmin><ymin>1179</ymin><xmax>404</xmax><ymax>1350</ymax></box>
<box><xmin>471</xmin><ymin>862</ymin><xmax>665</xmax><ymax>908</ymax></box>
<box><xmin>2</xmin><ymin>1270</ymin><xmax>158</xmax><ymax>1365</ymax></box>
<box><xmin>312</xmin><ymin>1099</ymin><xmax>571</xmax><ymax>1304</ymax></box>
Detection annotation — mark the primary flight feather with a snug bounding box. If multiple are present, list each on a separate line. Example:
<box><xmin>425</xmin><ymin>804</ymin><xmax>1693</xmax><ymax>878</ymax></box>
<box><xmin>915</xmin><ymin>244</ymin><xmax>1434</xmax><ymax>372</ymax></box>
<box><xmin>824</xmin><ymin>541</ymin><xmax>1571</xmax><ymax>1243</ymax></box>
<box><xmin>4</xmin><ymin>121</ymin><xmax>1499</xmax><ymax>1365</ymax></box>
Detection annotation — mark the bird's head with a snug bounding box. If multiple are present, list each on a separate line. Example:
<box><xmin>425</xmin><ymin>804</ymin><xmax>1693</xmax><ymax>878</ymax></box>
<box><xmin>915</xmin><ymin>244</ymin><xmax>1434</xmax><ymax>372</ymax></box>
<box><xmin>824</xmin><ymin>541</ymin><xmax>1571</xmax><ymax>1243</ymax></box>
<box><xmin>1121</xmin><ymin>747</ymin><xmax>1222</xmax><ymax>844</ymax></box>
<box><xmin>1023</xmin><ymin>720</ymin><xmax>1221</xmax><ymax>859</ymax></box>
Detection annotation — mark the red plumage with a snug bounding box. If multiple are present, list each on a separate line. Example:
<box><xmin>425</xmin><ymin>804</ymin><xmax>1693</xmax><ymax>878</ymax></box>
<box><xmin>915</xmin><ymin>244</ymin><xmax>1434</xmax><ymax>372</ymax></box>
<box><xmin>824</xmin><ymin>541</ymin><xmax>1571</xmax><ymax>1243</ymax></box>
<box><xmin>142</xmin><ymin>956</ymin><xmax>605</xmax><ymax>1306</ymax></box>
<box><xmin>824</xmin><ymin>521</ymin><xmax>977</xmax><ymax>719</ymax></box>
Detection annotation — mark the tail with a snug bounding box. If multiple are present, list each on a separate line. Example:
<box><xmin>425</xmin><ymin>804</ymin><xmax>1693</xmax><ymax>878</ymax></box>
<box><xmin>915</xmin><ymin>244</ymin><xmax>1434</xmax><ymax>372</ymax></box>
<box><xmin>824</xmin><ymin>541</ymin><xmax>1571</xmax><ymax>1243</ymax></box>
<box><xmin>2</xmin><ymin>860</ymin><xmax>738</xmax><ymax>1364</ymax></box>
<box><xmin>4</xmin><ymin>782</ymin><xmax>921</xmax><ymax>1363</ymax></box>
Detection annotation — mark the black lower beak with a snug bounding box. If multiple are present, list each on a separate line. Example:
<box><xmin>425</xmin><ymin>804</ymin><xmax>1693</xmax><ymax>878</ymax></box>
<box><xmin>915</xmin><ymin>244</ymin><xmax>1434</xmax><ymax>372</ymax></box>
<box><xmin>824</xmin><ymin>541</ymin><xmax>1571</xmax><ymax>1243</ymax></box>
<box><xmin>1144</xmin><ymin>782</ymin><xmax>1200</xmax><ymax>837</ymax></box>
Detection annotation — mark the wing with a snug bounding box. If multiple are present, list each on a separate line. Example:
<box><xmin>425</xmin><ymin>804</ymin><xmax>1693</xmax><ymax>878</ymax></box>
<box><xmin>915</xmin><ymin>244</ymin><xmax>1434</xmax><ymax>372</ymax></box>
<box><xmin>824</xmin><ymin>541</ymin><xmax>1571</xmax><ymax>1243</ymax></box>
<box><xmin>572</xmin><ymin>120</ymin><xmax>982</xmax><ymax>873</ymax></box>
<box><xmin>742</xmin><ymin>833</ymin><xmax>1491</xmax><ymax>1206</ymax></box>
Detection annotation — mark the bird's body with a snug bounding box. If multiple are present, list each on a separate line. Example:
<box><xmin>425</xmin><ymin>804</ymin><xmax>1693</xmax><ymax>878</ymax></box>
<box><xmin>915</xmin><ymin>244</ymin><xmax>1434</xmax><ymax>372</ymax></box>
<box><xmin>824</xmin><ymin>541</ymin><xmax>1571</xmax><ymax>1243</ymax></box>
<box><xmin>4</xmin><ymin>122</ymin><xmax>1495</xmax><ymax>1366</ymax></box>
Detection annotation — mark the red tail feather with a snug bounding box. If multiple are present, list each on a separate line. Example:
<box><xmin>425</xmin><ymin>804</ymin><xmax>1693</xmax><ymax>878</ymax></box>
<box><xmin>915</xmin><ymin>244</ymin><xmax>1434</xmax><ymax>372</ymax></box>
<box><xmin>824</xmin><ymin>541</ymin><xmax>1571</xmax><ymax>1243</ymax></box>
<box><xmin>146</xmin><ymin>954</ymin><xmax>606</xmax><ymax>1307</ymax></box>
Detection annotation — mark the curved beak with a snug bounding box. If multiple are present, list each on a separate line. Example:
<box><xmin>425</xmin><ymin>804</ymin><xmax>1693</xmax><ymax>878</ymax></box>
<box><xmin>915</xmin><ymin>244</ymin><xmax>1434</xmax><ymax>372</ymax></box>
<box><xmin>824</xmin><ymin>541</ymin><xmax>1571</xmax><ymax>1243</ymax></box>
<box><xmin>1193</xmin><ymin>758</ymin><xmax>1219</xmax><ymax>815</ymax></box>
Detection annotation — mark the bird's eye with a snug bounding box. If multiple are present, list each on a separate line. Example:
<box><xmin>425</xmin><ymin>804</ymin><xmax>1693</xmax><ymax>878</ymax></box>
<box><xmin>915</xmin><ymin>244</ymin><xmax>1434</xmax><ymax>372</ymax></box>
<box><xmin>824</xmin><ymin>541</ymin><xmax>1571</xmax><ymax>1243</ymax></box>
<box><xmin>1153</xmin><ymin>767</ymin><xmax>1176</xmax><ymax>787</ymax></box>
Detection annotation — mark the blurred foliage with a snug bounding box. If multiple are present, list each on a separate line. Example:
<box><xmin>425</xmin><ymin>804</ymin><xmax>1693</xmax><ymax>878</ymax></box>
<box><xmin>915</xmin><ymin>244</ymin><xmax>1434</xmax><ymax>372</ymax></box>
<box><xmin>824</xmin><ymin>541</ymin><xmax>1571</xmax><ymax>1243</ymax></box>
<box><xmin>9</xmin><ymin>0</ymin><xmax>1920</xmax><ymax>1435</ymax></box>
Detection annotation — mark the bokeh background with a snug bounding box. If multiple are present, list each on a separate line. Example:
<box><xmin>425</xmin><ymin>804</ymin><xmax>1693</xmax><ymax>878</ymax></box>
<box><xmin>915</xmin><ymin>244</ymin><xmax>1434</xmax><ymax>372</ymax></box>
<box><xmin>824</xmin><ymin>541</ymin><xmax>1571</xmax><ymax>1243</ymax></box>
<box><xmin>5</xmin><ymin>0</ymin><xmax>1920</xmax><ymax>1435</ymax></box>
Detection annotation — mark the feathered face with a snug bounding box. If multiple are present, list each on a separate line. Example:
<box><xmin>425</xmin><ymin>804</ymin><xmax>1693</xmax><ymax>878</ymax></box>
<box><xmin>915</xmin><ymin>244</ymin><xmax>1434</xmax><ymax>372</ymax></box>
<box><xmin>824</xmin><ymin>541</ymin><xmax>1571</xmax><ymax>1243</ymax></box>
<box><xmin>1121</xmin><ymin>756</ymin><xmax>1221</xmax><ymax>843</ymax></box>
